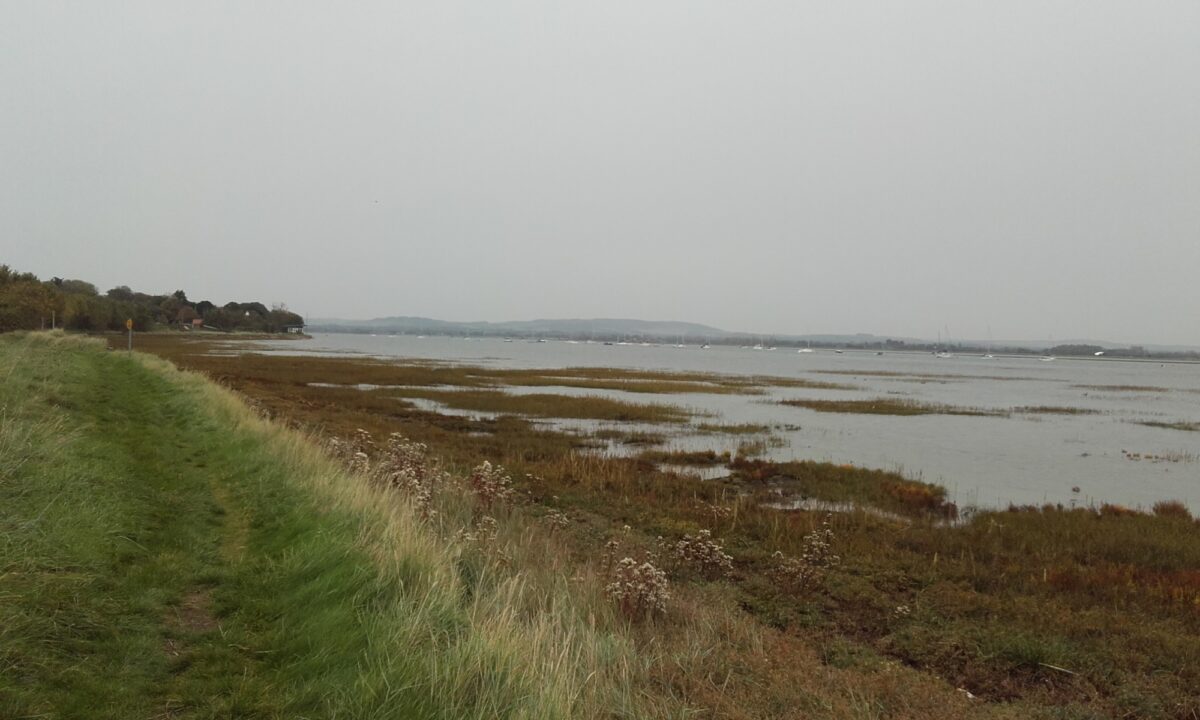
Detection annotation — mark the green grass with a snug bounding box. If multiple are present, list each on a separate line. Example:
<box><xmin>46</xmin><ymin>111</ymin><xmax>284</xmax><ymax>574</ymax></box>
<box><xmin>0</xmin><ymin>333</ymin><xmax>643</xmax><ymax>719</ymax></box>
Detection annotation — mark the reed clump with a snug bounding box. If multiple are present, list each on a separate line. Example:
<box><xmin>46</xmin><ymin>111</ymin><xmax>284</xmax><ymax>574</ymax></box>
<box><xmin>1152</xmin><ymin>500</ymin><xmax>1192</xmax><ymax>519</ymax></box>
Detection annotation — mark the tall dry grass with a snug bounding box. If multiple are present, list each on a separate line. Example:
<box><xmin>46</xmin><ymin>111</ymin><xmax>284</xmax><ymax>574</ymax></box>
<box><xmin>132</xmin><ymin>350</ymin><xmax>659</xmax><ymax>719</ymax></box>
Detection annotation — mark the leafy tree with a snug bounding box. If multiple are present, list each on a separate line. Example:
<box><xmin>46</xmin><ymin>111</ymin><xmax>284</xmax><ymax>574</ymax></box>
<box><xmin>0</xmin><ymin>265</ymin><xmax>303</xmax><ymax>335</ymax></box>
<box><xmin>50</xmin><ymin>278</ymin><xmax>99</xmax><ymax>296</ymax></box>
<box><xmin>176</xmin><ymin>306</ymin><xmax>199</xmax><ymax>324</ymax></box>
<box><xmin>0</xmin><ymin>281</ymin><xmax>60</xmax><ymax>331</ymax></box>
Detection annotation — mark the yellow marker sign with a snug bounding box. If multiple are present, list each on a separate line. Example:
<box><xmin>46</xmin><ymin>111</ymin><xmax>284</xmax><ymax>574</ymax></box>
<box><xmin>126</xmin><ymin>318</ymin><xmax>134</xmax><ymax>330</ymax></box>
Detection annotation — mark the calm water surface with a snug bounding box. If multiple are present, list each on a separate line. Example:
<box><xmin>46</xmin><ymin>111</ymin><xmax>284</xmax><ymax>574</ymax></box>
<box><xmin>247</xmin><ymin>334</ymin><xmax>1200</xmax><ymax>511</ymax></box>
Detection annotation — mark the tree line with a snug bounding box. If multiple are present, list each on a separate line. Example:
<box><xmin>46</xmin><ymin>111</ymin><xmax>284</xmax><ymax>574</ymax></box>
<box><xmin>0</xmin><ymin>265</ymin><xmax>304</xmax><ymax>334</ymax></box>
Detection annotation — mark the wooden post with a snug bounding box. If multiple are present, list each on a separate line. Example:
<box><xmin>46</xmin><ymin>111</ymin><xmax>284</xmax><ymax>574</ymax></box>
<box><xmin>126</xmin><ymin>318</ymin><xmax>133</xmax><ymax>352</ymax></box>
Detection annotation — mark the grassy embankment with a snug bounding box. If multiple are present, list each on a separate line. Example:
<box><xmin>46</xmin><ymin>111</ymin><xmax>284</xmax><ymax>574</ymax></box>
<box><xmin>0</xmin><ymin>333</ymin><xmax>658</xmax><ymax>719</ymax></box>
<box><xmin>107</xmin><ymin>334</ymin><xmax>1200</xmax><ymax>718</ymax></box>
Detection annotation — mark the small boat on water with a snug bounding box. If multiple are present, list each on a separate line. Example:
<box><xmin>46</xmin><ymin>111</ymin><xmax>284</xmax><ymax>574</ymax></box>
<box><xmin>1040</xmin><ymin>355</ymin><xmax>1056</xmax><ymax>362</ymax></box>
<box><xmin>934</xmin><ymin>327</ymin><xmax>954</xmax><ymax>359</ymax></box>
<box><xmin>700</xmin><ymin>344</ymin><xmax>711</xmax><ymax>349</ymax></box>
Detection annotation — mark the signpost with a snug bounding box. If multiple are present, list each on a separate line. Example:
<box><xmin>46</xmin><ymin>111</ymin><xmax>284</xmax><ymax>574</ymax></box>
<box><xmin>126</xmin><ymin>318</ymin><xmax>133</xmax><ymax>352</ymax></box>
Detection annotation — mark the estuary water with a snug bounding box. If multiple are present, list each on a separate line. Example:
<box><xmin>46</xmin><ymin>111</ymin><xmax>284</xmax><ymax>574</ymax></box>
<box><xmin>246</xmin><ymin>333</ymin><xmax>1200</xmax><ymax>511</ymax></box>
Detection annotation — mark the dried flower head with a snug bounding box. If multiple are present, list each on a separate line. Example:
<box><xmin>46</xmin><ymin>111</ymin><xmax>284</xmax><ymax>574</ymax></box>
<box><xmin>606</xmin><ymin>557</ymin><xmax>670</xmax><ymax>619</ymax></box>
<box><xmin>468</xmin><ymin>461</ymin><xmax>514</xmax><ymax>509</ymax></box>
<box><xmin>671</xmin><ymin>529</ymin><xmax>734</xmax><ymax>580</ymax></box>
<box><xmin>772</xmin><ymin>514</ymin><xmax>839</xmax><ymax>593</ymax></box>
<box><xmin>544</xmin><ymin>510</ymin><xmax>571</xmax><ymax>530</ymax></box>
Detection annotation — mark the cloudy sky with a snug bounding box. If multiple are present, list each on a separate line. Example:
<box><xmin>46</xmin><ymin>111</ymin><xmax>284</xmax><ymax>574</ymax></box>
<box><xmin>3</xmin><ymin>2</ymin><xmax>1198</xmax><ymax>344</ymax></box>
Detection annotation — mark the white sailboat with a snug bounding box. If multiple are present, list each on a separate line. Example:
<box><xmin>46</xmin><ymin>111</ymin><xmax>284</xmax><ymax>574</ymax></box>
<box><xmin>983</xmin><ymin>327</ymin><xmax>994</xmax><ymax>359</ymax></box>
<box><xmin>934</xmin><ymin>328</ymin><xmax>953</xmax><ymax>358</ymax></box>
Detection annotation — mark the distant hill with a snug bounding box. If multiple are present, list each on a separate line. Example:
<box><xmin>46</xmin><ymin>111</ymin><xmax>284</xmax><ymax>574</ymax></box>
<box><xmin>305</xmin><ymin>316</ymin><xmax>1200</xmax><ymax>357</ymax></box>
<box><xmin>306</xmin><ymin>316</ymin><xmax>735</xmax><ymax>339</ymax></box>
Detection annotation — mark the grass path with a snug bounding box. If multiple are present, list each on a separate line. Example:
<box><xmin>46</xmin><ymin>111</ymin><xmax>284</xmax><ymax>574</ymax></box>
<box><xmin>0</xmin><ymin>335</ymin><xmax>365</xmax><ymax>717</ymax></box>
<box><xmin>0</xmin><ymin>334</ymin><xmax>627</xmax><ymax>719</ymax></box>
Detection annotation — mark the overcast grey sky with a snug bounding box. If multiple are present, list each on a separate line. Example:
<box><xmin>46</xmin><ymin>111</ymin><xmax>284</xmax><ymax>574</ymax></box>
<box><xmin>3</xmin><ymin>2</ymin><xmax>1198</xmax><ymax>344</ymax></box>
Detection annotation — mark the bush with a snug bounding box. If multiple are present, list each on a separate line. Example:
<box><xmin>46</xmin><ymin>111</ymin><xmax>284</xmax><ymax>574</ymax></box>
<box><xmin>1152</xmin><ymin>500</ymin><xmax>1192</xmax><ymax>520</ymax></box>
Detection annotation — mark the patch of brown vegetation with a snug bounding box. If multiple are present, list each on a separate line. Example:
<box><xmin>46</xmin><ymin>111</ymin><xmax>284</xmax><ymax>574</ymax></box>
<box><xmin>127</xmin><ymin>333</ymin><xmax>1200</xmax><ymax>718</ymax></box>
<box><xmin>781</xmin><ymin>398</ymin><xmax>1000</xmax><ymax>417</ymax></box>
<box><xmin>167</xmin><ymin>590</ymin><xmax>218</xmax><ymax>635</ymax></box>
